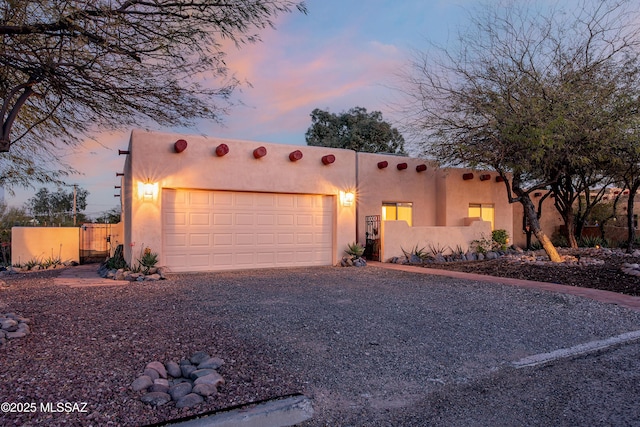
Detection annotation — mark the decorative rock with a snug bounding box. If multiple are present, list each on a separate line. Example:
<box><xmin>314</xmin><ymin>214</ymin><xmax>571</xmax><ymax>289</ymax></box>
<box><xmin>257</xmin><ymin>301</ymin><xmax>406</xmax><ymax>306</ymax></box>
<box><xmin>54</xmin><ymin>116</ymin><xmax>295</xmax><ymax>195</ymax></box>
<box><xmin>190</xmin><ymin>369</ymin><xmax>217</xmax><ymax>380</ymax></box>
<box><xmin>131</xmin><ymin>375</ymin><xmax>154</xmax><ymax>391</ymax></box>
<box><xmin>190</xmin><ymin>351</ymin><xmax>210</xmax><ymax>365</ymax></box>
<box><xmin>409</xmin><ymin>254</ymin><xmax>423</xmax><ymax>264</ymax></box>
<box><xmin>180</xmin><ymin>364</ymin><xmax>197</xmax><ymax>379</ymax></box>
<box><xmin>146</xmin><ymin>361</ymin><xmax>167</xmax><ymax>378</ymax></box>
<box><xmin>150</xmin><ymin>378</ymin><xmax>170</xmax><ymax>394</ymax></box>
<box><xmin>166</xmin><ymin>361</ymin><xmax>182</xmax><ymax>378</ymax></box>
<box><xmin>135</xmin><ymin>351</ymin><xmax>225</xmax><ymax>407</ymax></box>
<box><xmin>175</xmin><ymin>393</ymin><xmax>203</xmax><ymax>409</ymax></box>
<box><xmin>197</xmin><ymin>357</ymin><xmax>224</xmax><ymax>370</ymax></box>
<box><xmin>0</xmin><ymin>319</ymin><xmax>18</xmax><ymax>331</ymax></box>
<box><xmin>193</xmin><ymin>383</ymin><xmax>218</xmax><ymax>397</ymax></box>
<box><xmin>140</xmin><ymin>392</ymin><xmax>171</xmax><ymax>406</ymax></box>
<box><xmin>143</xmin><ymin>368</ymin><xmax>160</xmax><ymax>381</ymax></box>
<box><xmin>6</xmin><ymin>331</ymin><xmax>26</xmax><ymax>339</ymax></box>
<box><xmin>169</xmin><ymin>382</ymin><xmax>193</xmax><ymax>401</ymax></box>
<box><xmin>150</xmin><ymin>383</ymin><xmax>170</xmax><ymax>393</ymax></box>
<box><xmin>194</xmin><ymin>372</ymin><xmax>225</xmax><ymax>387</ymax></box>
<box><xmin>115</xmin><ymin>269</ymin><xmax>126</xmax><ymax>280</ymax></box>
<box><xmin>144</xmin><ymin>274</ymin><xmax>161</xmax><ymax>281</ymax></box>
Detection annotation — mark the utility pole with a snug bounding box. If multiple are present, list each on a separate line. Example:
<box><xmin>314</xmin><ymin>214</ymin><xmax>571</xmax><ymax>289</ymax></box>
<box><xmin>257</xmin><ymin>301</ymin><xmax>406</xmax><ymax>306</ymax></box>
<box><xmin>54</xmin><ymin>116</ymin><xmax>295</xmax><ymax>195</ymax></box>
<box><xmin>73</xmin><ymin>184</ymin><xmax>77</xmax><ymax>226</ymax></box>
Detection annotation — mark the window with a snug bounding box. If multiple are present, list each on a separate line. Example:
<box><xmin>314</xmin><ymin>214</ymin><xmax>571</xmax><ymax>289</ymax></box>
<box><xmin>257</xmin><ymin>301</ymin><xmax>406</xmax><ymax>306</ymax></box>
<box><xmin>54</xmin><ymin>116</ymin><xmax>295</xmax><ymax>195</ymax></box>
<box><xmin>469</xmin><ymin>203</ymin><xmax>494</xmax><ymax>230</ymax></box>
<box><xmin>382</xmin><ymin>202</ymin><xmax>413</xmax><ymax>226</ymax></box>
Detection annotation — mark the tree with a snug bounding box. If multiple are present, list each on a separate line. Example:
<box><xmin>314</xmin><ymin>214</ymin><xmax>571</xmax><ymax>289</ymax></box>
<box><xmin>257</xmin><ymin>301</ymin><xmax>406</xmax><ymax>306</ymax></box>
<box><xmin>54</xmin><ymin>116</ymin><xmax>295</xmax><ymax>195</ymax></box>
<box><xmin>400</xmin><ymin>0</ymin><xmax>640</xmax><ymax>261</ymax></box>
<box><xmin>0</xmin><ymin>203</ymin><xmax>31</xmax><ymax>264</ymax></box>
<box><xmin>27</xmin><ymin>186</ymin><xmax>88</xmax><ymax>226</ymax></box>
<box><xmin>95</xmin><ymin>207</ymin><xmax>121</xmax><ymax>224</ymax></box>
<box><xmin>306</xmin><ymin>107</ymin><xmax>406</xmax><ymax>154</ymax></box>
<box><xmin>0</xmin><ymin>0</ymin><xmax>307</xmax><ymax>185</ymax></box>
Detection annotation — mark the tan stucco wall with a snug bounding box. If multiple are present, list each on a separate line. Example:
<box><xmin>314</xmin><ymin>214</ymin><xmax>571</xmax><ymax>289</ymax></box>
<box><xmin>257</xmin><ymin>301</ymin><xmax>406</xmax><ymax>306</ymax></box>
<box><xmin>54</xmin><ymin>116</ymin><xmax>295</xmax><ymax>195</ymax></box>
<box><xmin>11</xmin><ymin>227</ymin><xmax>80</xmax><ymax>265</ymax></box>
<box><xmin>437</xmin><ymin>169</ymin><xmax>514</xmax><ymax>240</ymax></box>
<box><xmin>356</xmin><ymin>153</ymin><xmax>438</xmax><ymax>244</ymax></box>
<box><xmin>124</xmin><ymin>129</ymin><xmax>356</xmax><ymax>267</ymax></box>
<box><xmin>381</xmin><ymin>219</ymin><xmax>492</xmax><ymax>260</ymax></box>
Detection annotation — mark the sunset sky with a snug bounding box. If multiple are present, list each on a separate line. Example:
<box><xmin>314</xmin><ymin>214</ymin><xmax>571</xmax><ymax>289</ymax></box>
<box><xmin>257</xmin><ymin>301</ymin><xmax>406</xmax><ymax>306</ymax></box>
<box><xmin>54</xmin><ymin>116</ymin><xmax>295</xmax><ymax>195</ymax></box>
<box><xmin>7</xmin><ymin>0</ymin><xmax>473</xmax><ymax>216</ymax></box>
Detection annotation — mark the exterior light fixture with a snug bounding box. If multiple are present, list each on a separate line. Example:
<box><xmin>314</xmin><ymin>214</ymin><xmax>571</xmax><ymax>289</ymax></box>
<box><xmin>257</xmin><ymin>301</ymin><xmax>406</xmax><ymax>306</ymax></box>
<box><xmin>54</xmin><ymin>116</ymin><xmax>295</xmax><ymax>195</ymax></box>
<box><xmin>480</xmin><ymin>174</ymin><xmax>491</xmax><ymax>181</ymax></box>
<box><xmin>416</xmin><ymin>164</ymin><xmax>427</xmax><ymax>172</ymax></box>
<box><xmin>340</xmin><ymin>191</ymin><xmax>355</xmax><ymax>207</ymax></box>
<box><xmin>377</xmin><ymin>161</ymin><xmax>388</xmax><ymax>169</ymax></box>
<box><xmin>137</xmin><ymin>180</ymin><xmax>159</xmax><ymax>201</ymax></box>
<box><xmin>463</xmin><ymin>173</ymin><xmax>474</xmax><ymax>180</ymax></box>
<box><xmin>397</xmin><ymin>162</ymin><xmax>408</xmax><ymax>170</ymax></box>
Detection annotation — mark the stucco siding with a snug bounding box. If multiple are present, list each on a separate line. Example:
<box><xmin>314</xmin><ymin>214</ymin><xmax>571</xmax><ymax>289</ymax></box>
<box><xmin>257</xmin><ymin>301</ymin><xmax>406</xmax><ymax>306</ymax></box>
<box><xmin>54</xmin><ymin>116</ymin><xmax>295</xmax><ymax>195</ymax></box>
<box><xmin>125</xmin><ymin>129</ymin><xmax>356</xmax><ymax>269</ymax></box>
<box><xmin>12</xmin><ymin>227</ymin><xmax>80</xmax><ymax>265</ymax></box>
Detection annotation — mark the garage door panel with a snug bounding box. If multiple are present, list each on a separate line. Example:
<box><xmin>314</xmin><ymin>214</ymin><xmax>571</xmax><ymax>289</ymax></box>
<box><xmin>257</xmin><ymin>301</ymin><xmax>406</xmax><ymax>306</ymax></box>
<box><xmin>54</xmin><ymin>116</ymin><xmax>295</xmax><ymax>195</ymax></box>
<box><xmin>235</xmin><ymin>213</ymin><xmax>254</xmax><ymax>226</ymax></box>
<box><xmin>278</xmin><ymin>214</ymin><xmax>294</xmax><ymax>225</ymax></box>
<box><xmin>190</xmin><ymin>213</ymin><xmax>210</xmax><ymax>226</ymax></box>
<box><xmin>236</xmin><ymin>234</ymin><xmax>255</xmax><ymax>245</ymax></box>
<box><xmin>189</xmin><ymin>234</ymin><xmax>210</xmax><ymax>246</ymax></box>
<box><xmin>213</xmin><ymin>213</ymin><xmax>233</xmax><ymax>225</ymax></box>
<box><xmin>163</xmin><ymin>189</ymin><xmax>333</xmax><ymax>271</ymax></box>
<box><xmin>190</xmin><ymin>191</ymin><xmax>211</xmax><ymax>205</ymax></box>
<box><xmin>165</xmin><ymin>212</ymin><xmax>187</xmax><ymax>226</ymax></box>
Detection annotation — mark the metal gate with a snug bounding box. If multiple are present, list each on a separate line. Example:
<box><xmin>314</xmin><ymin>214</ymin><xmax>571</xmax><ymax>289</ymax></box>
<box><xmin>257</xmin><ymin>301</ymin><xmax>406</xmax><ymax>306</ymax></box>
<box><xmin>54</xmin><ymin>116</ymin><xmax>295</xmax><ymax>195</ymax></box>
<box><xmin>79</xmin><ymin>224</ymin><xmax>114</xmax><ymax>264</ymax></box>
<box><xmin>364</xmin><ymin>215</ymin><xmax>381</xmax><ymax>261</ymax></box>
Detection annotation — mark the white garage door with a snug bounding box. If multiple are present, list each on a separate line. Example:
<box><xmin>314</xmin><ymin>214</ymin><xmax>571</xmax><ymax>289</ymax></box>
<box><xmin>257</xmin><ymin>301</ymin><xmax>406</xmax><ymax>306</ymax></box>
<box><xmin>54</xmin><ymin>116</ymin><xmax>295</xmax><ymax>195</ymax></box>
<box><xmin>162</xmin><ymin>189</ymin><xmax>334</xmax><ymax>272</ymax></box>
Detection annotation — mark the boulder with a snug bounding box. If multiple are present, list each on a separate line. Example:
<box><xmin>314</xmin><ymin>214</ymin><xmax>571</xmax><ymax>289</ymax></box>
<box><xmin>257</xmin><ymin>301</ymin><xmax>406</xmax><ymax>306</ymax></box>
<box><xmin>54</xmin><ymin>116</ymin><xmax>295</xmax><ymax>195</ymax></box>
<box><xmin>140</xmin><ymin>392</ymin><xmax>171</xmax><ymax>406</ymax></box>
<box><xmin>175</xmin><ymin>393</ymin><xmax>203</xmax><ymax>409</ymax></box>
<box><xmin>131</xmin><ymin>375</ymin><xmax>153</xmax><ymax>392</ymax></box>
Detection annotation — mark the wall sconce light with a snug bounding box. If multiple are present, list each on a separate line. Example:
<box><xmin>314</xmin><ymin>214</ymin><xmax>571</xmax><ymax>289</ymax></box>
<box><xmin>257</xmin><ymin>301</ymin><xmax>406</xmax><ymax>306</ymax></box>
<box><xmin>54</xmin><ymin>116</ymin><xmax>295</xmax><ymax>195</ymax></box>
<box><xmin>377</xmin><ymin>161</ymin><xmax>389</xmax><ymax>169</ymax></box>
<box><xmin>463</xmin><ymin>173</ymin><xmax>474</xmax><ymax>180</ymax></box>
<box><xmin>397</xmin><ymin>162</ymin><xmax>408</xmax><ymax>170</ymax></box>
<box><xmin>340</xmin><ymin>191</ymin><xmax>355</xmax><ymax>207</ymax></box>
<box><xmin>480</xmin><ymin>174</ymin><xmax>491</xmax><ymax>181</ymax></box>
<box><xmin>137</xmin><ymin>180</ymin><xmax>159</xmax><ymax>201</ymax></box>
<box><xmin>416</xmin><ymin>164</ymin><xmax>427</xmax><ymax>172</ymax></box>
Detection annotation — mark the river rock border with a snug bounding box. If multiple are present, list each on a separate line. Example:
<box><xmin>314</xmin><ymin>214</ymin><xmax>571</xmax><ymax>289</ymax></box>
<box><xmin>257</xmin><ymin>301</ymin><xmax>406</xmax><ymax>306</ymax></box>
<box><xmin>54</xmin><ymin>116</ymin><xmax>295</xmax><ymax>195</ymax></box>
<box><xmin>0</xmin><ymin>312</ymin><xmax>31</xmax><ymax>347</ymax></box>
<box><xmin>132</xmin><ymin>351</ymin><xmax>225</xmax><ymax>408</ymax></box>
<box><xmin>98</xmin><ymin>265</ymin><xmax>170</xmax><ymax>282</ymax></box>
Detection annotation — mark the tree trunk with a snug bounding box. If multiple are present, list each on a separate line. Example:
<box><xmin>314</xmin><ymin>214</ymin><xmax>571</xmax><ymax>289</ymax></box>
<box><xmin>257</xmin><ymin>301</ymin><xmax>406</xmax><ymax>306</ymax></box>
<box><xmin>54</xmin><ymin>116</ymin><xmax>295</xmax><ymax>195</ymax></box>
<box><xmin>564</xmin><ymin>208</ymin><xmax>578</xmax><ymax>249</ymax></box>
<box><xmin>521</xmin><ymin>195</ymin><xmax>562</xmax><ymax>262</ymax></box>
<box><xmin>626</xmin><ymin>189</ymin><xmax>637</xmax><ymax>252</ymax></box>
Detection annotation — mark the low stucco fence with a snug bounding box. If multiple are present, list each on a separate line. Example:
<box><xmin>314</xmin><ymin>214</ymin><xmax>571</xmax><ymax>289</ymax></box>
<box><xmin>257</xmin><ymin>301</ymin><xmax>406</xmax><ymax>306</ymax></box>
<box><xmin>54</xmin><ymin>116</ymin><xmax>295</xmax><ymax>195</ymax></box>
<box><xmin>380</xmin><ymin>220</ymin><xmax>492</xmax><ymax>261</ymax></box>
<box><xmin>11</xmin><ymin>227</ymin><xmax>80</xmax><ymax>266</ymax></box>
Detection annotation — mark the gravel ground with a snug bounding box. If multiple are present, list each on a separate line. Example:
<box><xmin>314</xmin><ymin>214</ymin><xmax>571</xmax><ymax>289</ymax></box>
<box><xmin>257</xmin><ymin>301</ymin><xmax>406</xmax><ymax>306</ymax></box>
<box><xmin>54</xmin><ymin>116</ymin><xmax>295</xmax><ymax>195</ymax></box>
<box><xmin>1</xmin><ymin>265</ymin><xmax>640</xmax><ymax>426</ymax></box>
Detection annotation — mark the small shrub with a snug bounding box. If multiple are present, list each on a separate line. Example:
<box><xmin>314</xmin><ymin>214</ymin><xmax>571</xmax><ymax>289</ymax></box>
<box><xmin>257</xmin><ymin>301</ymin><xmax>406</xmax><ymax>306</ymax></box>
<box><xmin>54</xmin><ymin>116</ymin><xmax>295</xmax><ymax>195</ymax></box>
<box><xmin>578</xmin><ymin>236</ymin><xmax>607</xmax><ymax>248</ymax></box>
<box><xmin>427</xmin><ymin>243</ymin><xmax>448</xmax><ymax>256</ymax></box>
<box><xmin>138</xmin><ymin>247</ymin><xmax>159</xmax><ymax>274</ymax></box>
<box><xmin>401</xmin><ymin>244</ymin><xmax>428</xmax><ymax>260</ymax></box>
<box><xmin>344</xmin><ymin>242</ymin><xmax>365</xmax><ymax>259</ymax></box>
<box><xmin>491</xmin><ymin>229</ymin><xmax>510</xmax><ymax>251</ymax></box>
<box><xmin>470</xmin><ymin>234</ymin><xmax>492</xmax><ymax>254</ymax></box>
<box><xmin>105</xmin><ymin>244</ymin><xmax>127</xmax><ymax>270</ymax></box>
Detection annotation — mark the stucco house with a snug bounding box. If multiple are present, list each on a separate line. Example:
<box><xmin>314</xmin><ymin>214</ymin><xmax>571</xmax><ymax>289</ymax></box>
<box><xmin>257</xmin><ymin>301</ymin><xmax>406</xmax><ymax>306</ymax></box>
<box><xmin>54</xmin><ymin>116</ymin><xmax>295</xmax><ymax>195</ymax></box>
<box><xmin>120</xmin><ymin>129</ymin><xmax>513</xmax><ymax>272</ymax></box>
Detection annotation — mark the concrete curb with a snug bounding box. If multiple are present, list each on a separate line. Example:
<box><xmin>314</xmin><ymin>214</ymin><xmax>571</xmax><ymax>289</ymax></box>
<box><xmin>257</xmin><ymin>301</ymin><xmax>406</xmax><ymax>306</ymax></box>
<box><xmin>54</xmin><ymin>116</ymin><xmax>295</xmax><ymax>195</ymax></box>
<box><xmin>164</xmin><ymin>395</ymin><xmax>314</xmax><ymax>427</ymax></box>
<box><xmin>512</xmin><ymin>329</ymin><xmax>640</xmax><ymax>368</ymax></box>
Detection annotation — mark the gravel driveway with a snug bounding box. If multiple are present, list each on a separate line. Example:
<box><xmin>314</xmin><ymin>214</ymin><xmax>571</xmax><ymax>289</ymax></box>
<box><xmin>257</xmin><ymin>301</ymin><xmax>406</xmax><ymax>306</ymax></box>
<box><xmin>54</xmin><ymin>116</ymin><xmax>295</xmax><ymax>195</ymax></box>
<box><xmin>2</xmin><ymin>265</ymin><xmax>640</xmax><ymax>426</ymax></box>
